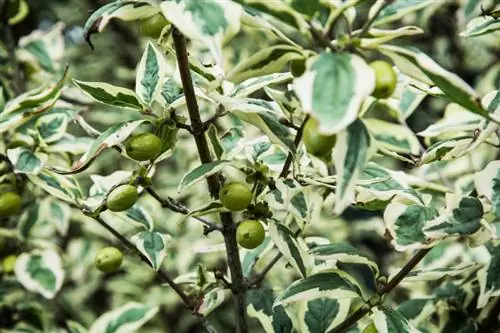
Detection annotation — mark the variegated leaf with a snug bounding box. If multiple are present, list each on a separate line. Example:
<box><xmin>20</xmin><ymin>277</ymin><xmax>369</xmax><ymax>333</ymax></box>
<box><xmin>298</xmin><ymin>298</ymin><xmax>351</xmax><ymax>333</ymax></box>
<box><xmin>50</xmin><ymin>120</ymin><xmax>147</xmax><ymax>174</ymax></box>
<box><xmin>372</xmin><ymin>306</ymin><xmax>420</xmax><ymax>333</ymax></box>
<box><xmin>460</xmin><ymin>15</ymin><xmax>500</xmax><ymax>37</ymax></box>
<box><xmin>14</xmin><ymin>250</ymin><xmax>65</xmax><ymax>299</ymax></box>
<box><xmin>273</xmin><ymin>270</ymin><xmax>363</xmax><ymax>307</ymax></box>
<box><xmin>178</xmin><ymin>160</ymin><xmax>233</xmax><ymax>192</ymax></box>
<box><xmin>231</xmin><ymin>72</ymin><xmax>293</xmax><ymax>98</ymax></box>
<box><xmin>135</xmin><ymin>41</ymin><xmax>169</xmax><ymax>107</ymax></box>
<box><xmin>83</xmin><ymin>1</ymin><xmax>158</xmax><ymax>48</ymax></box>
<box><xmin>268</xmin><ymin>222</ymin><xmax>314</xmax><ymax>279</ymax></box>
<box><xmin>7</xmin><ymin>147</ymin><xmax>47</xmax><ymax>175</ymax></box>
<box><xmin>195</xmin><ymin>287</ymin><xmax>231</xmax><ymax>317</ymax></box>
<box><xmin>247</xmin><ymin>287</ymin><xmax>293</xmax><ymax>333</ymax></box>
<box><xmin>378</xmin><ymin>45</ymin><xmax>488</xmax><ymax>119</ymax></box>
<box><xmin>475</xmin><ymin>160</ymin><xmax>500</xmax><ymax>217</ymax></box>
<box><xmin>309</xmin><ymin>243</ymin><xmax>379</xmax><ymax>276</ymax></box>
<box><xmin>365</xmin><ymin>118</ymin><xmax>420</xmax><ymax>155</ymax></box>
<box><xmin>477</xmin><ymin>245</ymin><xmax>500</xmax><ymax>308</ymax></box>
<box><xmin>88</xmin><ymin>302</ymin><xmax>159</xmax><ymax>333</ymax></box>
<box><xmin>132</xmin><ymin>231</ymin><xmax>169</xmax><ymax>271</ymax></box>
<box><xmin>368</xmin><ymin>0</ymin><xmax>435</xmax><ymax>27</ymax></box>
<box><xmin>334</xmin><ymin>119</ymin><xmax>376</xmax><ymax>215</ymax></box>
<box><xmin>294</xmin><ymin>52</ymin><xmax>375</xmax><ymax>135</ymax></box>
<box><xmin>73</xmin><ymin>80</ymin><xmax>142</xmax><ymax>110</ymax></box>
<box><xmin>227</xmin><ymin>45</ymin><xmax>304</xmax><ymax>83</ymax></box>
<box><xmin>28</xmin><ymin>169</ymin><xmax>83</xmax><ymax>204</ymax></box>
<box><xmin>161</xmin><ymin>0</ymin><xmax>242</xmax><ymax>66</ymax></box>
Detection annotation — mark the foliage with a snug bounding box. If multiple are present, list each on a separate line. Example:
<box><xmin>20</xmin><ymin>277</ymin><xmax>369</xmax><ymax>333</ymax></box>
<box><xmin>1</xmin><ymin>0</ymin><xmax>500</xmax><ymax>332</ymax></box>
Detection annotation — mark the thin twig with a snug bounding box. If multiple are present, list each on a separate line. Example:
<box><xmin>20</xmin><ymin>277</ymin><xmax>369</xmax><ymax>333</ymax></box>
<box><xmin>146</xmin><ymin>187</ymin><xmax>222</xmax><ymax>233</ymax></box>
<box><xmin>328</xmin><ymin>248</ymin><xmax>431</xmax><ymax>333</ymax></box>
<box><xmin>171</xmin><ymin>27</ymin><xmax>248</xmax><ymax>333</ymax></box>
<box><xmin>86</xmin><ymin>214</ymin><xmax>194</xmax><ymax>308</ymax></box>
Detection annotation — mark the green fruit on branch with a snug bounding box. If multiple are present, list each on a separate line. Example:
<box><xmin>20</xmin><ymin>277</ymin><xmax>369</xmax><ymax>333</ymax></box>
<box><xmin>125</xmin><ymin>133</ymin><xmax>162</xmax><ymax>161</ymax></box>
<box><xmin>370</xmin><ymin>60</ymin><xmax>397</xmax><ymax>99</ymax></box>
<box><xmin>0</xmin><ymin>192</ymin><xmax>22</xmax><ymax>218</ymax></box>
<box><xmin>2</xmin><ymin>255</ymin><xmax>17</xmax><ymax>273</ymax></box>
<box><xmin>106</xmin><ymin>185</ymin><xmax>138</xmax><ymax>212</ymax></box>
<box><xmin>219</xmin><ymin>182</ymin><xmax>252</xmax><ymax>212</ymax></box>
<box><xmin>94</xmin><ymin>247</ymin><xmax>124</xmax><ymax>273</ymax></box>
<box><xmin>139</xmin><ymin>13</ymin><xmax>169</xmax><ymax>38</ymax></box>
<box><xmin>236</xmin><ymin>220</ymin><xmax>265</xmax><ymax>249</ymax></box>
<box><xmin>303</xmin><ymin>117</ymin><xmax>337</xmax><ymax>159</ymax></box>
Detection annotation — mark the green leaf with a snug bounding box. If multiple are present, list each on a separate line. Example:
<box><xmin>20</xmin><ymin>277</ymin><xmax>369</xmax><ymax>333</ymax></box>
<box><xmin>372</xmin><ymin>306</ymin><xmax>420</xmax><ymax>333</ymax></box>
<box><xmin>286</xmin><ymin>0</ymin><xmax>320</xmax><ymax>17</ymax></box>
<box><xmin>418</xmin><ymin>103</ymin><xmax>481</xmax><ymax>138</ymax></box>
<box><xmin>207</xmin><ymin>124</ymin><xmax>224</xmax><ymax>160</ymax></box>
<box><xmin>298</xmin><ymin>298</ymin><xmax>351</xmax><ymax>333</ymax></box>
<box><xmin>365</xmin><ymin>118</ymin><xmax>420</xmax><ymax>155</ymax></box>
<box><xmin>369</xmin><ymin>0</ymin><xmax>435</xmax><ymax>26</ymax></box>
<box><xmin>159</xmin><ymin>77</ymin><xmax>182</xmax><ymax>107</ymax></box>
<box><xmin>135</xmin><ymin>42</ymin><xmax>168</xmax><ymax>107</ymax></box>
<box><xmin>28</xmin><ymin>169</ymin><xmax>83</xmax><ymax>204</ymax></box>
<box><xmin>196</xmin><ymin>287</ymin><xmax>231</xmax><ymax>317</ymax></box>
<box><xmin>88</xmin><ymin>302</ymin><xmax>159</xmax><ymax>333</ymax></box>
<box><xmin>309</xmin><ymin>243</ymin><xmax>379</xmax><ymax>276</ymax></box>
<box><xmin>132</xmin><ymin>231</ymin><xmax>169</xmax><ymax>271</ymax></box>
<box><xmin>18</xmin><ymin>204</ymin><xmax>40</xmax><ymax>240</ymax></box>
<box><xmin>50</xmin><ymin>120</ymin><xmax>147</xmax><ymax>174</ymax></box>
<box><xmin>273</xmin><ymin>270</ymin><xmax>363</xmax><ymax>307</ymax></box>
<box><xmin>460</xmin><ymin>15</ymin><xmax>500</xmax><ymax>37</ymax></box>
<box><xmin>14</xmin><ymin>250</ymin><xmax>65</xmax><ymax>299</ymax></box>
<box><xmin>41</xmin><ymin>198</ymin><xmax>71</xmax><ymax>236</ymax></box>
<box><xmin>178</xmin><ymin>160</ymin><xmax>233</xmax><ymax>192</ymax></box>
<box><xmin>161</xmin><ymin>0</ymin><xmax>242</xmax><ymax>65</ymax></box>
<box><xmin>73</xmin><ymin>80</ymin><xmax>142</xmax><ymax>110</ymax></box>
<box><xmin>359</xmin><ymin>26</ymin><xmax>424</xmax><ymax>49</ymax></box>
<box><xmin>396</xmin><ymin>299</ymin><xmax>434</xmax><ymax>327</ymax></box>
<box><xmin>227</xmin><ymin>45</ymin><xmax>303</xmax><ymax>83</ymax></box>
<box><xmin>7</xmin><ymin>147</ymin><xmax>47</xmax><ymax>175</ymax></box>
<box><xmin>418</xmin><ymin>136</ymin><xmax>472</xmax><ymax>165</ymax></box>
<box><xmin>334</xmin><ymin>119</ymin><xmax>375</xmax><ymax>215</ymax></box>
<box><xmin>378</xmin><ymin>45</ymin><xmax>488</xmax><ymax>119</ymax></box>
<box><xmin>294</xmin><ymin>52</ymin><xmax>374</xmax><ymax>135</ymax></box>
<box><xmin>268</xmin><ymin>222</ymin><xmax>314</xmax><ymax>279</ymax></box>
<box><xmin>83</xmin><ymin>1</ymin><xmax>158</xmax><ymax>48</ymax></box>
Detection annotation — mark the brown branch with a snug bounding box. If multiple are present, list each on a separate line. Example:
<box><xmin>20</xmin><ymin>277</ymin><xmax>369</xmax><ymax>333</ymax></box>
<box><xmin>328</xmin><ymin>248</ymin><xmax>432</xmax><ymax>333</ymax></box>
<box><xmin>171</xmin><ymin>27</ymin><xmax>248</xmax><ymax>333</ymax></box>
<box><xmin>88</xmin><ymin>214</ymin><xmax>194</xmax><ymax>308</ymax></box>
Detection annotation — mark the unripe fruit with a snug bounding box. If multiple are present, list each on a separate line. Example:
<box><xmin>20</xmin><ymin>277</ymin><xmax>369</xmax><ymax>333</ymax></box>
<box><xmin>0</xmin><ymin>192</ymin><xmax>22</xmax><ymax>218</ymax></box>
<box><xmin>303</xmin><ymin>118</ymin><xmax>336</xmax><ymax>158</ymax></box>
<box><xmin>219</xmin><ymin>182</ymin><xmax>252</xmax><ymax>212</ymax></box>
<box><xmin>125</xmin><ymin>133</ymin><xmax>162</xmax><ymax>161</ymax></box>
<box><xmin>237</xmin><ymin>220</ymin><xmax>265</xmax><ymax>249</ymax></box>
<box><xmin>290</xmin><ymin>58</ymin><xmax>306</xmax><ymax>77</ymax></box>
<box><xmin>106</xmin><ymin>185</ymin><xmax>138</xmax><ymax>212</ymax></box>
<box><xmin>370</xmin><ymin>60</ymin><xmax>397</xmax><ymax>99</ymax></box>
<box><xmin>139</xmin><ymin>13</ymin><xmax>169</xmax><ymax>38</ymax></box>
<box><xmin>2</xmin><ymin>255</ymin><xmax>17</xmax><ymax>273</ymax></box>
<box><xmin>94</xmin><ymin>247</ymin><xmax>124</xmax><ymax>273</ymax></box>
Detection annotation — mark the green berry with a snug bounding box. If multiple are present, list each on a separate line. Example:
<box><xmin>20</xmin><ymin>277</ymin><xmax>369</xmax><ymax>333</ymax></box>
<box><xmin>0</xmin><ymin>192</ymin><xmax>22</xmax><ymax>218</ymax></box>
<box><xmin>236</xmin><ymin>220</ymin><xmax>265</xmax><ymax>249</ymax></box>
<box><xmin>303</xmin><ymin>118</ymin><xmax>337</xmax><ymax>159</ymax></box>
<box><xmin>2</xmin><ymin>254</ymin><xmax>16</xmax><ymax>273</ymax></box>
<box><xmin>125</xmin><ymin>133</ymin><xmax>162</xmax><ymax>161</ymax></box>
<box><xmin>362</xmin><ymin>323</ymin><xmax>378</xmax><ymax>333</ymax></box>
<box><xmin>139</xmin><ymin>13</ymin><xmax>169</xmax><ymax>38</ymax></box>
<box><xmin>370</xmin><ymin>60</ymin><xmax>397</xmax><ymax>99</ymax></box>
<box><xmin>219</xmin><ymin>182</ymin><xmax>252</xmax><ymax>211</ymax></box>
<box><xmin>94</xmin><ymin>247</ymin><xmax>124</xmax><ymax>273</ymax></box>
<box><xmin>106</xmin><ymin>185</ymin><xmax>138</xmax><ymax>212</ymax></box>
